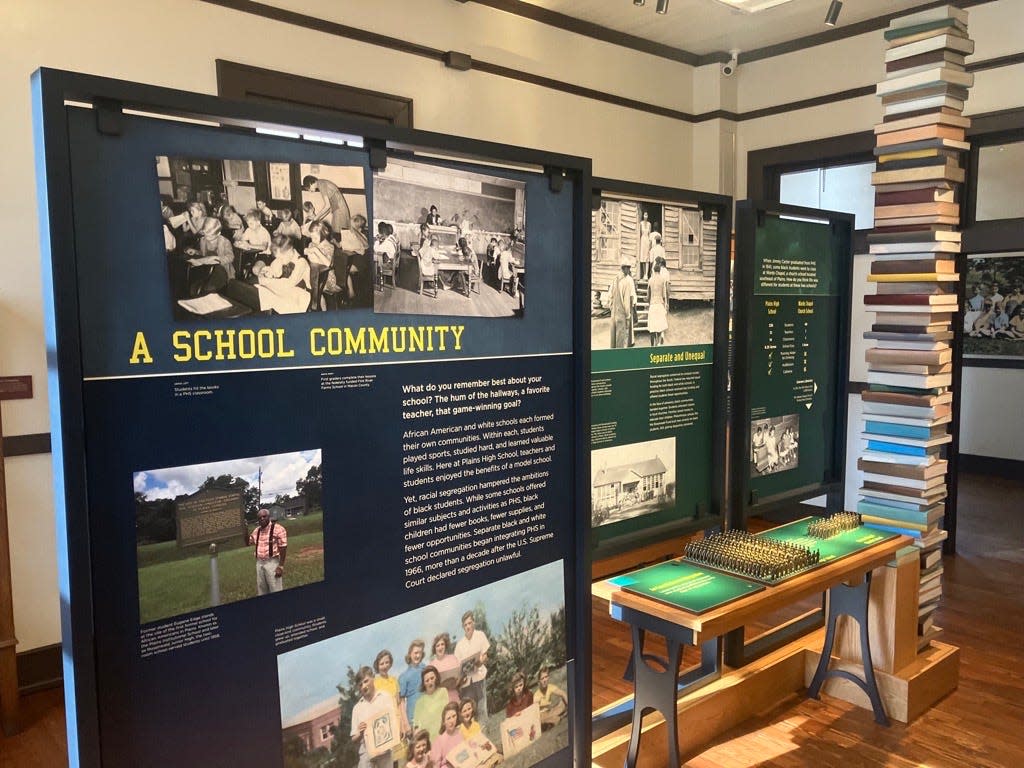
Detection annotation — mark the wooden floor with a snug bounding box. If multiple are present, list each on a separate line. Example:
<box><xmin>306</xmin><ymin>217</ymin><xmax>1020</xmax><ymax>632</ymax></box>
<box><xmin>2</xmin><ymin>472</ymin><xmax>1022</xmax><ymax>766</ymax></box>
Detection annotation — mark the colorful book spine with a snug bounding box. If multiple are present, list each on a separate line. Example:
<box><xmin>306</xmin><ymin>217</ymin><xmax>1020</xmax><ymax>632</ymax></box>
<box><xmin>863</xmin><ymin>6</ymin><xmax>972</xmax><ymax>649</ymax></box>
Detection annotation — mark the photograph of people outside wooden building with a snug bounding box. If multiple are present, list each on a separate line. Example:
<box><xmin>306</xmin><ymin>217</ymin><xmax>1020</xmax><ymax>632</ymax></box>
<box><xmin>591</xmin><ymin>437</ymin><xmax>676</xmax><ymax>527</ymax></box>
<box><xmin>591</xmin><ymin>196</ymin><xmax>717</xmax><ymax>349</ymax></box>
<box><xmin>134</xmin><ymin>449</ymin><xmax>325</xmax><ymax>624</ymax></box>
<box><xmin>372</xmin><ymin>158</ymin><xmax>527</xmax><ymax>317</ymax></box>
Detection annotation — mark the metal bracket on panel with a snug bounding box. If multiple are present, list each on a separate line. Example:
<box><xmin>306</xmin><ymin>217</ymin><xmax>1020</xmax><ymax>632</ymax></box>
<box><xmin>546</xmin><ymin>166</ymin><xmax>565</xmax><ymax>194</ymax></box>
<box><xmin>695</xmin><ymin>502</ymin><xmax>707</xmax><ymax>518</ymax></box>
<box><xmin>94</xmin><ymin>99</ymin><xmax>123</xmax><ymax>137</ymax></box>
<box><xmin>367</xmin><ymin>139</ymin><xmax>388</xmax><ymax>171</ymax></box>
<box><xmin>749</xmin><ymin>489</ymin><xmax>759</xmax><ymax>505</ymax></box>
<box><xmin>756</xmin><ymin>209</ymin><xmax>766</xmax><ymax>228</ymax></box>
<box><xmin>591</xmin><ymin>188</ymin><xmax>603</xmax><ymax>211</ymax></box>
<box><xmin>700</xmin><ymin>204</ymin><xmax>714</xmax><ymax>222</ymax></box>
<box><xmin>443</xmin><ymin>51</ymin><xmax>473</xmax><ymax>71</ymax></box>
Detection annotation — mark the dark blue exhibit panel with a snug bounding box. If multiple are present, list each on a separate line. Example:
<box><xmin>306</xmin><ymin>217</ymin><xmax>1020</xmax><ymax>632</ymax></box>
<box><xmin>82</xmin><ymin>354</ymin><xmax>574</xmax><ymax>767</ymax></box>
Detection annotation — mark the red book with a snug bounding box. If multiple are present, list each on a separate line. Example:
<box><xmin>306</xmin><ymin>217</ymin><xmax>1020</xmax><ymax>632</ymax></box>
<box><xmin>875</xmin><ymin>188</ymin><xmax>955</xmax><ymax>206</ymax></box>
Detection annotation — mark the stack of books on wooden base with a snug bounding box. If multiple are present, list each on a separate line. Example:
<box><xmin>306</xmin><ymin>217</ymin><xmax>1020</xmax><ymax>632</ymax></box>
<box><xmin>862</xmin><ymin>4</ymin><xmax>972</xmax><ymax>649</ymax></box>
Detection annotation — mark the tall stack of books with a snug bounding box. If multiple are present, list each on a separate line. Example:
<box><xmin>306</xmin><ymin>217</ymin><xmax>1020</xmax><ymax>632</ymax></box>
<box><xmin>861</xmin><ymin>4</ymin><xmax>973</xmax><ymax>651</ymax></box>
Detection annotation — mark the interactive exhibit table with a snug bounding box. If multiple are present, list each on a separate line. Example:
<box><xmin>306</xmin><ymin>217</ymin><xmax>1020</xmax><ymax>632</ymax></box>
<box><xmin>594</xmin><ymin>518</ymin><xmax>907</xmax><ymax>768</ymax></box>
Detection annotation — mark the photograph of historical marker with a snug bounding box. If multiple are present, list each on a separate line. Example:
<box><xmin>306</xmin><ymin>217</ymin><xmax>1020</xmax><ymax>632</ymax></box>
<box><xmin>750</xmin><ymin>414</ymin><xmax>800</xmax><ymax>477</ymax></box>
<box><xmin>591</xmin><ymin>196</ymin><xmax>717</xmax><ymax>350</ymax></box>
<box><xmin>372</xmin><ymin>158</ymin><xmax>527</xmax><ymax>318</ymax></box>
<box><xmin>156</xmin><ymin>155</ymin><xmax>371</xmax><ymax>319</ymax></box>
<box><xmin>134</xmin><ymin>449</ymin><xmax>325</xmax><ymax>624</ymax></box>
<box><xmin>963</xmin><ymin>252</ymin><xmax>1024</xmax><ymax>364</ymax></box>
<box><xmin>591</xmin><ymin>437</ymin><xmax>676</xmax><ymax>527</ymax></box>
<box><xmin>278</xmin><ymin>561</ymin><xmax>569</xmax><ymax>768</ymax></box>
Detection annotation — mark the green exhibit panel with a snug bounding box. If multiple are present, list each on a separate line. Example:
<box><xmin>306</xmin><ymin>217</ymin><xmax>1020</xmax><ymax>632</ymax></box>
<box><xmin>590</xmin><ymin>180</ymin><xmax>732</xmax><ymax>559</ymax></box>
<box><xmin>610</xmin><ymin>560</ymin><xmax>764</xmax><ymax>614</ymax></box>
<box><xmin>758</xmin><ymin>518</ymin><xmax>900</xmax><ymax>564</ymax></box>
<box><xmin>730</xmin><ymin>202</ymin><xmax>854</xmax><ymax>522</ymax></box>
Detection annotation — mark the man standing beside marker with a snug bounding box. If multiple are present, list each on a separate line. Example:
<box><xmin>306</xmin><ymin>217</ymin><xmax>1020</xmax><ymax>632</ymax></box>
<box><xmin>249</xmin><ymin>507</ymin><xmax>287</xmax><ymax>595</ymax></box>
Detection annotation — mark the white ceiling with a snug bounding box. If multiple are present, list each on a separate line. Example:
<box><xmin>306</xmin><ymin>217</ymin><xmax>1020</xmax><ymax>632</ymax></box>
<box><xmin>513</xmin><ymin>0</ymin><xmax>946</xmax><ymax>58</ymax></box>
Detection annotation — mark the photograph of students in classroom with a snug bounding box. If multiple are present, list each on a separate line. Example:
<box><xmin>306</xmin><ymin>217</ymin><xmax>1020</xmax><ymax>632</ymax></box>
<box><xmin>371</xmin><ymin>158</ymin><xmax>527</xmax><ymax>318</ymax></box>
<box><xmin>591</xmin><ymin>196</ymin><xmax>718</xmax><ymax>350</ymax></box>
<box><xmin>750</xmin><ymin>414</ymin><xmax>801</xmax><ymax>477</ymax></box>
<box><xmin>157</xmin><ymin>156</ymin><xmax>372</xmax><ymax>319</ymax></box>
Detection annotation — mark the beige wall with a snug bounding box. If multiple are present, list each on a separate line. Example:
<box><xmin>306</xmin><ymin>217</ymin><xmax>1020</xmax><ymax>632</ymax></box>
<box><xmin>2</xmin><ymin>0</ymin><xmax>700</xmax><ymax>653</ymax></box>
<box><xmin>2</xmin><ymin>0</ymin><xmax>1022</xmax><ymax>653</ymax></box>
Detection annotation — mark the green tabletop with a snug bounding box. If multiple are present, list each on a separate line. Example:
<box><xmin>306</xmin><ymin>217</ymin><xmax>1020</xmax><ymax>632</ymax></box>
<box><xmin>610</xmin><ymin>559</ymin><xmax>764</xmax><ymax>614</ymax></box>
<box><xmin>758</xmin><ymin>517</ymin><xmax>898</xmax><ymax>564</ymax></box>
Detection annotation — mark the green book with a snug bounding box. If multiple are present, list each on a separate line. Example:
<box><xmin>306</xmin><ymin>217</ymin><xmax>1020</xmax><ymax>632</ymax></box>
<box><xmin>885</xmin><ymin>19</ymin><xmax>964</xmax><ymax>40</ymax></box>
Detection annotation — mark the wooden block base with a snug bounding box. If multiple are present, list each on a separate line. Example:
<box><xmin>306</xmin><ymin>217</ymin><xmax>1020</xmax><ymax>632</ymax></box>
<box><xmin>591</xmin><ymin>634</ymin><xmax>959</xmax><ymax>765</ymax></box>
<box><xmin>803</xmin><ymin>639</ymin><xmax>959</xmax><ymax>723</ymax></box>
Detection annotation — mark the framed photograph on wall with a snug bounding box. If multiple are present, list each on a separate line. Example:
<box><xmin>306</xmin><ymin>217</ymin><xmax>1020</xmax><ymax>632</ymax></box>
<box><xmin>963</xmin><ymin>252</ymin><xmax>1024</xmax><ymax>367</ymax></box>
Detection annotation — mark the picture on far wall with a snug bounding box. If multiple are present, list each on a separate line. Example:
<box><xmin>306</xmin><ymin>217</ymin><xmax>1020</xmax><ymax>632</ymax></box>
<box><xmin>964</xmin><ymin>252</ymin><xmax>1024</xmax><ymax>365</ymax></box>
<box><xmin>591</xmin><ymin>195</ymin><xmax>717</xmax><ymax>350</ymax></box>
<box><xmin>371</xmin><ymin>157</ymin><xmax>527</xmax><ymax>318</ymax></box>
<box><xmin>156</xmin><ymin>155</ymin><xmax>371</xmax><ymax>319</ymax></box>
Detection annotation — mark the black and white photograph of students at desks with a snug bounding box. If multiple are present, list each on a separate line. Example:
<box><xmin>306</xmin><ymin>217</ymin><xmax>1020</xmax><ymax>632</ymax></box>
<box><xmin>371</xmin><ymin>157</ymin><xmax>527</xmax><ymax>318</ymax></box>
<box><xmin>157</xmin><ymin>155</ymin><xmax>370</xmax><ymax>319</ymax></box>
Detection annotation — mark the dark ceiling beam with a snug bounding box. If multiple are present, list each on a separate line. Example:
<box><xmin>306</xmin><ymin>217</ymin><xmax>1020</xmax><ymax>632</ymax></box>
<box><xmin>739</xmin><ymin>0</ymin><xmax>996</xmax><ymax>64</ymax></box>
<box><xmin>460</xmin><ymin>0</ymin><xmax>702</xmax><ymax>65</ymax></box>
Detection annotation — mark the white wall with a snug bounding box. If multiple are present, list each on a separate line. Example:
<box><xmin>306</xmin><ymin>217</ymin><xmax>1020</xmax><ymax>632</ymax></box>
<box><xmin>2</xmin><ymin>0</ymin><xmax>699</xmax><ymax>653</ymax></box>
<box><xmin>732</xmin><ymin>0</ymin><xmax>1024</xmax><ymax>482</ymax></box>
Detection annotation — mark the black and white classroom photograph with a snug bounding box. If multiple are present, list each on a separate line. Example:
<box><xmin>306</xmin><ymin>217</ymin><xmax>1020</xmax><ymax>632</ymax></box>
<box><xmin>157</xmin><ymin>156</ymin><xmax>373</xmax><ymax>319</ymax></box>
<box><xmin>371</xmin><ymin>158</ymin><xmax>527</xmax><ymax>317</ymax></box>
<box><xmin>591</xmin><ymin>437</ymin><xmax>676</xmax><ymax>527</ymax></box>
<box><xmin>750</xmin><ymin>414</ymin><xmax>800</xmax><ymax>477</ymax></box>
<box><xmin>591</xmin><ymin>197</ymin><xmax>717</xmax><ymax>350</ymax></box>
<box><xmin>277</xmin><ymin>561</ymin><xmax>569</xmax><ymax>768</ymax></box>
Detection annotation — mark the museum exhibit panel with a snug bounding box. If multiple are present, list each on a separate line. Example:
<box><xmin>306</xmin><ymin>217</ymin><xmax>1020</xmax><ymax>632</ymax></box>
<box><xmin>33</xmin><ymin>68</ymin><xmax>591</xmax><ymax>768</ymax></box>
<box><xmin>588</xmin><ymin>179</ymin><xmax>731</xmax><ymax>566</ymax></box>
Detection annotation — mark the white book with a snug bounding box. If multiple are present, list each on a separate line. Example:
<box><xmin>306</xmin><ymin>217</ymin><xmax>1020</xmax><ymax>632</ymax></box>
<box><xmin>913</xmin><ymin>528</ymin><xmax>949</xmax><ymax>549</ymax></box>
<box><xmin>862</xmin><ymin>450</ymin><xmax>935</xmax><ymax>467</ymax></box>
<box><xmin>888</xmin><ymin>5</ymin><xmax>968</xmax><ymax>30</ymax></box>
<box><xmin>870</xmin><ymin>341</ymin><xmax>952</xmax><ymax>352</ymax></box>
<box><xmin>884</xmin><ymin>96</ymin><xmax>965</xmax><ymax>116</ymax></box>
<box><xmin>869</xmin><ymin>242</ymin><xmax>961</xmax><ymax>253</ymax></box>
<box><xmin>862</xmin><ymin>472</ymin><xmax>945</xmax><ymax>491</ymax></box>
<box><xmin>861</xmin><ymin>412</ymin><xmax>951</xmax><ymax>427</ymax></box>
<box><xmin>861</xmin><ymin>403</ymin><xmax>947</xmax><ymax>420</ymax></box>
<box><xmin>883</xmin><ymin>33</ymin><xmax>976</xmax><ymax>62</ymax></box>
<box><xmin>884</xmin><ymin>60</ymin><xmax>965</xmax><ymax>80</ymax></box>
<box><xmin>866</xmin><ymin>371</ymin><xmax>953</xmax><ymax>388</ymax></box>
<box><xmin>876</xmin><ymin>66</ymin><xmax>974</xmax><ymax>96</ymax></box>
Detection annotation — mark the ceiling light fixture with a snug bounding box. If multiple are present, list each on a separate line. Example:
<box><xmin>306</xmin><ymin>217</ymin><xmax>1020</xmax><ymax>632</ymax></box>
<box><xmin>656</xmin><ymin>0</ymin><xmax>669</xmax><ymax>13</ymax></box>
<box><xmin>633</xmin><ymin>0</ymin><xmax>645</xmax><ymax>6</ymax></box>
<box><xmin>824</xmin><ymin>0</ymin><xmax>842</xmax><ymax>26</ymax></box>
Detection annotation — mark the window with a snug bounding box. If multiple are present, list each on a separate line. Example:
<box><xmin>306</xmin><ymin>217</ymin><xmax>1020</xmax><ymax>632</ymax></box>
<box><xmin>779</xmin><ymin>162</ymin><xmax>874</xmax><ymax>230</ymax></box>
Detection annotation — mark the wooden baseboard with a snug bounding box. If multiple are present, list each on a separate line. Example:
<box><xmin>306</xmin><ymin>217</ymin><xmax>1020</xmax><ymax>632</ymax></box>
<box><xmin>958</xmin><ymin>455</ymin><xmax>1024</xmax><ymax>480</ymax></box>
<box><xmin>15</xmin><ymin>644</ymin><xmax>62</xmax><ymax>695</ymax></box>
